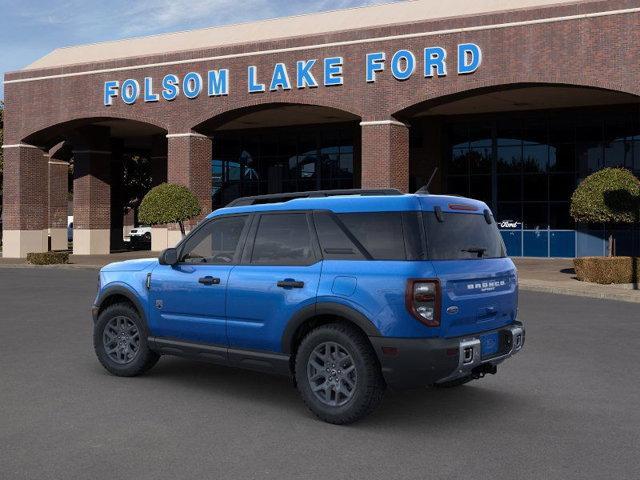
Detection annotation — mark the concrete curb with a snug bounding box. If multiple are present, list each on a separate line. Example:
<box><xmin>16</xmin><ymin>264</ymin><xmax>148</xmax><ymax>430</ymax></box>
<box><xmin>0</xmin><ymin>263</ymin><xmax>99</xmax><ymax>270</ymax></box>
<box><xmin>519</xmin><ymin>280</ymin><xmax>640</xmax><ymax>304</ymax></box>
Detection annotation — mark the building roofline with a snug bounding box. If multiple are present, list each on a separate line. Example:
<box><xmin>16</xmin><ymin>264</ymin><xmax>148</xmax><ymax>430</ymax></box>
<box><xmin>17</xmin><ymin>0</ymin><xmax>597</xmax><ymax>72</ymax></box>
<box><xmin>4</xmin><ymin>1</ymin><xmax>634</xmax><ymax>85</ymax></box>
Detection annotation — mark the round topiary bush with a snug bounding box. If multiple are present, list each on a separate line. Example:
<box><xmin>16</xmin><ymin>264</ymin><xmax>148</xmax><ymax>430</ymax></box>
<box><xmin>138</xmin><ymin>183</ymin><xmax>202</xmax><ymax>236</ymax></box>
<box><xmin>570</xmin><ymin>168</ymin><xmax>640</xmax><ymax>224</ymax></box>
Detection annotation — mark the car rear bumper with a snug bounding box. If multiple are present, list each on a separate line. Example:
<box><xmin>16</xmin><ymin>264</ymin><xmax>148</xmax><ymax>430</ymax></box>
<box><xmin>369</xmin><ymin>322</ymin><xmax>525</xmax><ymax>390</ymax></box>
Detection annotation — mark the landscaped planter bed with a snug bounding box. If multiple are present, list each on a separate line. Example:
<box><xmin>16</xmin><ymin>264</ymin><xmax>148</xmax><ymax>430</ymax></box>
<box><xmin>574</xmin><ymin>256</ymin><xmax>640</xmax><ymax>284</ymax></box>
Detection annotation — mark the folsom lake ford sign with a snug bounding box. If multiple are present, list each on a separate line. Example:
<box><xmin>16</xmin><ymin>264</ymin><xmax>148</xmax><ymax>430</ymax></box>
<box><xmin>103</xmin><ymin>43</ymin><xmax>482</xmax><ymax>106</ymax></box>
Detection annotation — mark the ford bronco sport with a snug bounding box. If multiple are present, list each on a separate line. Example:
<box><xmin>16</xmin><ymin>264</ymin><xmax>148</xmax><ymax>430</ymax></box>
<box><xmin>92</xmin><ymin>189</ymin><xmax>524</xmax><ymax>424</ymax></box>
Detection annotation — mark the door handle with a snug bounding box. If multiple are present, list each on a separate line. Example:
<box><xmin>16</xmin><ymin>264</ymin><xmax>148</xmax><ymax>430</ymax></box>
<box><xmin>277</xmin><ymin>279</ymin><xmax>305</xmax><ymax>289</ymax></box>
<box><xmin>198</xmin><ymin>276</ymin><xmax>221</xmax><ymax>285</ymax></box>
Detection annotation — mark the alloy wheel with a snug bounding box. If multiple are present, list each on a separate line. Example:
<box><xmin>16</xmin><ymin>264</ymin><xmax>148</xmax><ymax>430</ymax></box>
<box><xmin>102</xmin><ymin>316</ymin><xmax>140</xmax><ymax>365</ymax></box>
<box><xmin>307</xmin><ymin>341</ymin><xmax>357</xmax><ymax>407</ymax></box>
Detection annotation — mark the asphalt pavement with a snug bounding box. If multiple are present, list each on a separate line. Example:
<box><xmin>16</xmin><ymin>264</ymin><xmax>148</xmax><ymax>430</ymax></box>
<box><xmin>1</xmin><ymin>267</ymin><xmax>639</xmax><ymax>480</ymax></box>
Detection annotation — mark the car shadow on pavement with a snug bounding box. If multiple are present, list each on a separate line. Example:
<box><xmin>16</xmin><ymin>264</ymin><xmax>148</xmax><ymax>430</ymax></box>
<box><xmin>123</xmin><ymin>356</ymin><xmax>529</xmax><ymax>429</ymax></box>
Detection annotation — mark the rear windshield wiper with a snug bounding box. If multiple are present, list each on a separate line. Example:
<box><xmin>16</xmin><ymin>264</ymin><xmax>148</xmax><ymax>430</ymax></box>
<box><xmin>461</xmin><ymin>247</ymin><xmax>487</xmax><ymax>258</ymax></box>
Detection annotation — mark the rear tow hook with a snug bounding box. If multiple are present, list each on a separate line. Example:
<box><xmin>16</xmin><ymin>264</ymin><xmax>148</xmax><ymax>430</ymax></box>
<box><xmin>472</xmin><ymin>363</ymin><xmax>497</xmax><ymax>379</ymax></box>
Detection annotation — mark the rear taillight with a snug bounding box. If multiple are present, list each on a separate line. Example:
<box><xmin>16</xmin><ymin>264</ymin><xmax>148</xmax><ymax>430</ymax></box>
<box><xmin>406</xmin><ymin>279</ymin><xmax>441</xmax><ymax>327</ymax></box>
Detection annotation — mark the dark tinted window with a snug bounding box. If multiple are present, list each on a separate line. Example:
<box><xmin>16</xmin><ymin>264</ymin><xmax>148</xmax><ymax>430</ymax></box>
<box><xmin>424</xmin><ymin>212</ymin><xmax>506</xmax><ymax>260</ymax></box>
<box><xmin>337</xmin><ymin>213</ymin><xmax>406</xmax><ymax>260</ymax></box>
<box><xmin>181</xmin><ymin>215</ymin><xmax>248</xmax><ymax>264</ymax></box>
<box><xmin>313</xmin><ymin>212</ymin><xmax>365</xmax><ymax>260</ymax></box>
<box><xmin>251</xmin><ymin>213</ymin><xmax>315</xmax><ymax>265</ymax></box>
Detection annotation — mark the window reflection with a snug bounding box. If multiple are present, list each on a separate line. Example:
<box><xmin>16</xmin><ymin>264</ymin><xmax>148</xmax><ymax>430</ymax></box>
<box><xmin>445</xmin><ymin>106</ymin><xmax>640</xmax><ymax>230</ymax></box>
<box><xmin>212</xmin><ymin>124</ymin><xmax>357</xmax><ymax>208</ymax></box>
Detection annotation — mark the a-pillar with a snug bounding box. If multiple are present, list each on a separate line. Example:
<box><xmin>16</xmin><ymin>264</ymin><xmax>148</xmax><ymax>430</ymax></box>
<box><xmin>150</xmin><ymin>134</ymin><xmax>169</xmax><ymax>252</ymax></box>
<box><xmin>360</xmin><ymin>120</ymin><xmax>410</xmax><ymax>192</ymax></box>
<box><xmin>160</xmin><ymin>132</ymin><xmax>212</xmax><ymax>249</ymax></box>
<box><xmin>48</xmin><ymin>152</ymin><xmax>69</xmax><ymax>251</ymax></box>
<box><xmin>1</xmin><ymin>143</ymin><xmax>49</xmax><ymax>258</ymax></box>
<box><xmin>72</xmin><ymin>127</ymin><xmax>112</xmax><ymax>255</ymax></box>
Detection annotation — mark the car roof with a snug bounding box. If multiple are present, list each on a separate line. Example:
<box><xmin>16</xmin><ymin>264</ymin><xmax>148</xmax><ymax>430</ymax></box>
<box><xmin>208</xmin><ymin>194</ymin><xmax>490</xmax><ymax>218</ymax></box>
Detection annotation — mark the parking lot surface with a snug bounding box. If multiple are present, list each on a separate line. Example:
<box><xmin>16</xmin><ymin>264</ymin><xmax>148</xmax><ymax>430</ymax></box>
<box><xmin>1</xmin><ymin>267</ymin><xmax>638</xmax><ymax>480</ymax></box>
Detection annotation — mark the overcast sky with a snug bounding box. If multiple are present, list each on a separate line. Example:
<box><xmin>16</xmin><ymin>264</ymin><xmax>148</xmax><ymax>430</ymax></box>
<box><xmin>0</xmin><ymin>0</ymin><xmax>399</xmax><ymax>100</ymax></box>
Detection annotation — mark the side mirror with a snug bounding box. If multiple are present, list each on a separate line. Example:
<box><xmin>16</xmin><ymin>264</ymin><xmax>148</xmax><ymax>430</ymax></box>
<box><xmin>159</xmin><ymin>248</ymin><xmax>178</xmax><ymax>266</ymax></box>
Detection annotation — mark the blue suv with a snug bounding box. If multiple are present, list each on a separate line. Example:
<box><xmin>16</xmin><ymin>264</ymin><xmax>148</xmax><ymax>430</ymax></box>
<box><xmin>93</xmin><ymin>189</ymin><xmax>524</xmax><ymax>424</ymax></box>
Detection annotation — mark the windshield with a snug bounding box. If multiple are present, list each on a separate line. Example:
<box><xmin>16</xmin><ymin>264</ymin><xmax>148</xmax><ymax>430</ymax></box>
<box><xmin>423</xmin><ymin>212</ymin><xmax>506</xmax><ymax>260</ymax></box>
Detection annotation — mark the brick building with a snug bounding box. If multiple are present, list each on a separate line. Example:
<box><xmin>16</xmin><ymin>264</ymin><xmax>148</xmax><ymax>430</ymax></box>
<box><xmin>3</xmin><ymin>0</ymin><xmax>640</xmax><ymax>257</ymax></box>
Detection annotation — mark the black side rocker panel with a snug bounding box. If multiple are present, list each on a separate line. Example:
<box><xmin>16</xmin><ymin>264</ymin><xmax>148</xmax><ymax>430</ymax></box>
<box><xmin>281</xmin><ymin>302</ymin><xmax>382</xmax><ymax>353</ymax></box>
<box><xmin>148</xmin><ymin>337</ymin><xmax>291</xmax><ymax>376</ymax></box>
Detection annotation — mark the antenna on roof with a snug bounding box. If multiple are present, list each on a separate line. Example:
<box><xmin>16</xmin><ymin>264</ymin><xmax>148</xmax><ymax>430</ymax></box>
<box><xmin>415</xmin><ymin>167</ymin><xmax>438</xmax><ymax>195</ymax></box>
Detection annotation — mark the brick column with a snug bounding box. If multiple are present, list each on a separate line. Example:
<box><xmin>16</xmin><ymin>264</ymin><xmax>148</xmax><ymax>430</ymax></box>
<box><xmin>360</xmin><ymin>120</ymin><xmax>410</xmax><ymax>192</ymax></box>
<box><xmin>160</xmin><ymin>132</ymin><xmax>212</xmax><ymax>249</ymax></box>
<box><xmin>48</xmin><ymin>159</ymin><xmax>69</xmax><ymax>251</ymax></box>
<box><xmin>150</xmin><ymin>134</ymin><xmax>169</xmax><ymax>252</ymax></box>
<box><xmin>110</xmin><ymin>147</ymin><xmax>125</xmax><ymax>251</ymax></box>
<box><xmin>70</xmin><ymin>126</ymin><xmax>114</xmax><ymax>255</ymax></box>
<box><xmin>1</xmin><ymin>144</ymin><xmax>49</xmax><ymax>258</ymax></box>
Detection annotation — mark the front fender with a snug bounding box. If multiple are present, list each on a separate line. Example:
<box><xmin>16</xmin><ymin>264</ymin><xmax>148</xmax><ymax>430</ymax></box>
<box><xmin>93</xmin><ymin>281</ymin><xmax>149</xmax><ymax>324</ymax></box>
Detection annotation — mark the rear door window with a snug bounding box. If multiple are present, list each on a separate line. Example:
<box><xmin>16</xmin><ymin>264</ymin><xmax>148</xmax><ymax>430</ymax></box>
<box><xmin>251</xmin><ymin>213</ymin><xmax>316</xmax><ymax>265</ymax></box>
<box><xmin>423</xmin><ymin>212</ymin><xmax>506</xmax><ymax>260</ymax></box>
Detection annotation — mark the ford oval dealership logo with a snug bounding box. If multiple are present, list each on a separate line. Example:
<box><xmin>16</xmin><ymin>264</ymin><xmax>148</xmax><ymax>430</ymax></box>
<box><xmin>467</xmin><ymin>280</ymin><xmax>506</xmax><ymax>292</ymax></box>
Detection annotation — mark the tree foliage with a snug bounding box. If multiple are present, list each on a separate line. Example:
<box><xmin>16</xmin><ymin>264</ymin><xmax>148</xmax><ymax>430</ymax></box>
<box><xmin>121</xmin><ymin>154</ymin><xmax>152</xmax><ymax>209</ymax></box>
<box><xmin>570</xmin><ymin>168</ymin><xmax>640</xmax><ymax>224</ymax></box>
<box><xmin>138</xmin><ymin>183</ymin><xmax>201</xmax><ymax>235</ymax></box>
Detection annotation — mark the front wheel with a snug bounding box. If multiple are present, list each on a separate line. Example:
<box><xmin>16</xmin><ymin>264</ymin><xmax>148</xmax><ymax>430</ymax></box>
<box><xmin>93</xmin><ymin>303</ymin><xmax>159</xmax><ymax>377</ymax></box>
<box><xmin>295</xmin><ymin>323</ymin><xmax>385</xmax><ymax>425</ymax></box>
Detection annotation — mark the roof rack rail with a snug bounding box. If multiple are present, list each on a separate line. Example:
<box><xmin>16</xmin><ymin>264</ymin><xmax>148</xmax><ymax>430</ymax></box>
<box><xmin>226</xmin><ymin>188</ymin><xmax>402</xmax><ymax>207</ymax></box>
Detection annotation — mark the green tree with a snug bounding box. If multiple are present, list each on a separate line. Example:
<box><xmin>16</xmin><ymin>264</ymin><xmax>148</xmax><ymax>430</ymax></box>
<box><xmin>570</xmin><ymin>167</ymin><xmax>640</xmax><ymax>256</ymax></box>
<box><xmin>121</xmin><ymin>153</ymin><xmax>152</xmax><ymax>222</ymax></box>
<box><xmin>138</xmin><ymin>183</ymin><xmax>201</xmax><ymax>237</ymax></box>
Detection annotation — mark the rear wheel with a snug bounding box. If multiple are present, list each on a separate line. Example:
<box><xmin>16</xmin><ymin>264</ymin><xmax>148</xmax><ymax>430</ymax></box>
<box><xmin>93</xmin><ymin>303</ymin><xmax>159</xmax><ymax>377</ymax></box>
<box><xmin>295</xmin><ymin>323</ymin><xmax>385</xmax><ymax>424</ymax></box>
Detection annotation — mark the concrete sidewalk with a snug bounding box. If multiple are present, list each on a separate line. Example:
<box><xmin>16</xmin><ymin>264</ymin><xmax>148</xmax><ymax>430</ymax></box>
<box><xmin>1</xmin><ymin>251</ymin><xmax>639</xmax><ymax>303</ymax></box>
<box><xmin>0</xmin><ymin>250</ymin><xmax>157</xmax><ymax>269</ymax></box>
<box><xmin>513</xmin><ymin>257</ymin><xmax>640</xmax><ymax>304</ymax></box>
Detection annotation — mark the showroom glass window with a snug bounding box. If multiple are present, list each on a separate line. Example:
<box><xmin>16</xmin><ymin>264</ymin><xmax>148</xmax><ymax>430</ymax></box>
<box><xmin>443</xmin><ymin>105</ymin><xmax>640</xmax><ymax>230</ymax></box>
<box><xmin>211</xmin><ymin>124</ymin><xmax>358</xmax><ymax>208</ymax></box>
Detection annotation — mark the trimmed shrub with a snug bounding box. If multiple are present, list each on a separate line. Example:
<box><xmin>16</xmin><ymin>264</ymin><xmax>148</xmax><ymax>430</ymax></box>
<box><xmin>570</xmin><ymin>168</ymin><xmax>640</xmax><ymax>256</ymax></box>
<box><xmin>573</xmin><ymin>256</ymin><xmax>640</xmax><ymax>284</ymax></box>
<box><xmin>570</xmin><ymin>168</ymin><xmax>640</xmax><ymax>224</ymax></box>
<box><xmin>27</xmin><ymin>251</ymin><xmax>70</xmax><ymax>265</ymax></box>
<box><xmin>138</xmin><ymin>183</ymin><xmax>202</xmax><ymax>236</ymax></box>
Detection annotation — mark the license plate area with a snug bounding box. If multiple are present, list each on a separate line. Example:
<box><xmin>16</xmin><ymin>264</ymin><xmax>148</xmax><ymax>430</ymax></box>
<box><xmin>480</xmin><ymin>332</ymin><xmax>500</xmax><ymax>358</ymax></box>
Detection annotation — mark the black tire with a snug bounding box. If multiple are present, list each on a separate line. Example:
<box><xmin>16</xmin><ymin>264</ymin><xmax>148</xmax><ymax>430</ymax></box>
<box><xmin>93</xmin><ymin>303</ymin><xmax>159</xmax><ymax>377</ymax></box>
<box><xmin>434</xmin><ymin>375</ymin><xmax>474</xmax><ymax>388</ymax></box>
<box><xmin>294</xmin><ymin>323</ymin><xmax>385</xmax><ymax>425</ymax></box>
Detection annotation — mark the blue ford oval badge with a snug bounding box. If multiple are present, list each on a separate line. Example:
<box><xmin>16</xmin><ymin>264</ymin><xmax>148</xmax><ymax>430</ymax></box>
<box><xmin>447</xmin><ymin>306</ymin><xmax>459</xmax><ymax>315</ymax></box>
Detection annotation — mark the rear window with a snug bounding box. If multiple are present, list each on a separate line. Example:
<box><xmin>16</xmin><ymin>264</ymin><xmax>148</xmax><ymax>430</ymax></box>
<box><xmin>337</xmin><ymin>213</ymin><xmax>406</xmax><ymax>260</ymax></box>
<box><xmin>423</xmin><ymin>212</ymin><xmax>506</xmax><ymax>260</ymax></box>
